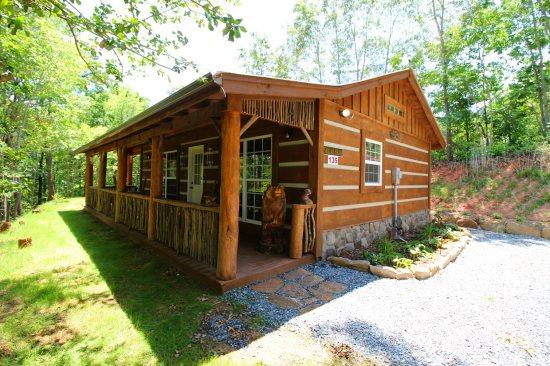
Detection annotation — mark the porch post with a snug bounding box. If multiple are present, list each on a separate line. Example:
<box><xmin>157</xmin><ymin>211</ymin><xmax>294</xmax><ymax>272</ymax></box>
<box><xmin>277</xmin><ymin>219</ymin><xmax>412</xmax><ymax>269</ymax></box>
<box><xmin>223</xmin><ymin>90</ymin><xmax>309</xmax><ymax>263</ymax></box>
<box><xmin>97</xmin><ymin>151</ymin><xmax>107</xmax><ymax>211</ymax></box>
<box><xmin>216</xmin><ymin>96</ymin><xmax>241</xmax><ymax>281</ymax></box>
<box><xmin>126</xmin><ymin>154</ymin><xmax>133</xmax><ymax>186</ymax></box>
<box><xmin>84</xmin><ymin>154</ymin><xmax>93</xmax><ymax>206</ymax></box>
<box><xmin>147</xmin><ymin>136</ymin><xmax>163</xmax><ymax>240</ymax></box>
<box><xmin>115</xmin><ymin>146</ymin><xmax>127</xmax><ymax>223</ymax></box>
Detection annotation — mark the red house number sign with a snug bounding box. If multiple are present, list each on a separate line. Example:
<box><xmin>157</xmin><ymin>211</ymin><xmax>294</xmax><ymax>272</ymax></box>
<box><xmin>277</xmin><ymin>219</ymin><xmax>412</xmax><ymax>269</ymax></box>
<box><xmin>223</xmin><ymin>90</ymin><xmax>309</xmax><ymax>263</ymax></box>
<box><xmin>327</xmin><ymin>155</ymin><xmax>339</xmax><ymax>165</ymax></box>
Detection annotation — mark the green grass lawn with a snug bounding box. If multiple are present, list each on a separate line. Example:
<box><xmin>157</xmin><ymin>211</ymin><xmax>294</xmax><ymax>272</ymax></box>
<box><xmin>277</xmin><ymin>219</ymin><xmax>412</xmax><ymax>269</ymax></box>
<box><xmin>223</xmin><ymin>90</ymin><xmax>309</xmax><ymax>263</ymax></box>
<box><xmin>0</xmin><ymin>198</ymin><xmax>225</xmax><ymax>366</ymax></box>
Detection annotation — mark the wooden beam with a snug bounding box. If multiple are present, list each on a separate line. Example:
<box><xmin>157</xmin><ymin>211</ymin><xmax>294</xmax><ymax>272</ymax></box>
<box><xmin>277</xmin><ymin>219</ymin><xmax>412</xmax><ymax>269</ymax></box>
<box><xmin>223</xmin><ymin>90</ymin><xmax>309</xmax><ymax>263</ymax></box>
<box><xmin>126</xmin><ymin>154</ymin><xmax>133</xmax><ymax>186</ymax></box>
<box><xmin>217</xmin><ymin>99</ymin><xmax>241</xmax><ymax>281</ymax></box>
<box><xmin>115</xmin><ymin>147</ymin><xmax>127</xmax><ymax>223</ymax></box>
<box><xmin>85</xmin><ymin>101</ymin><xmax>226</xmax><ymax>155</ymax></box>
<box><xmin>76</xmin><ymin>85</ymin><xmax>225</xmax><ymax>154</ymax></box>
<box><xmin>84</xmin><ymin>154</ymin><xmax>94</xmax><ymax>206</ymax></box>
<box><xmin>210</xmin><ymin>118</ymin><xmax>221</xmax><ymax>136</ymax></box>
<box><xmin>300</xmin><ymin>126</ymin><xmax>314</xmax><ymax>146</ymax></box>
<box><xmin>97</xmin><ymin>152</ymin><xmax>107</xmax><ymax>211</ymax></box>
<box><xmin>313</xmin><ymin>99</ymin><xmax>325</xmax><ymax>259</ymax></box>
<box><xmin>147</xmin><ymin>136</ymin><xmax>163</xmax><ymax>241</ymax></box>
<box><xmin>239</xmin><ymin>115</ymin><xmax>259</xmax><ymax>136</ymax></box>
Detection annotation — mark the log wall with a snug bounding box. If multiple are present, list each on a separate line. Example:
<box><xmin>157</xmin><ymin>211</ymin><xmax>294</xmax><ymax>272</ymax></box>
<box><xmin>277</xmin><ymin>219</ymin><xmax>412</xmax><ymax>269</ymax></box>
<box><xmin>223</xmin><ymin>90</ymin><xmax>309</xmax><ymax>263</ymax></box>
<box><xmin>330</xmin><ymin>79</ymin><xmax>432</xmax><ymax>142</ymax></box>
<box><xmin>321</xmin><ymin>93</ymin><xmax>431</xmax><ymax>231</ymax></box>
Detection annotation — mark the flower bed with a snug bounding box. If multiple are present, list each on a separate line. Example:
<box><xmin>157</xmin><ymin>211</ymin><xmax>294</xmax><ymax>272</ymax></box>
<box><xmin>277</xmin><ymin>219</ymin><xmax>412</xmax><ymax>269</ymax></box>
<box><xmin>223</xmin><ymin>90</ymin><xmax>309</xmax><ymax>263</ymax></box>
<box><xmin>328</xmin><ymin>222</ymin><xmax>472</xmax><ymax>280</ymax></box>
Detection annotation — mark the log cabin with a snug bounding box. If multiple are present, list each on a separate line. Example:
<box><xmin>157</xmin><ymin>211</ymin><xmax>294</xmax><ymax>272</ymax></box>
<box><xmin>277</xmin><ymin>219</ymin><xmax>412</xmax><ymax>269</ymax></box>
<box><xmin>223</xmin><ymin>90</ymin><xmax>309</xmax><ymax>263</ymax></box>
<box><xmin>75</xmin><ymin>69</ymin><xmax>445</xmax><ymax>293</ymax></box>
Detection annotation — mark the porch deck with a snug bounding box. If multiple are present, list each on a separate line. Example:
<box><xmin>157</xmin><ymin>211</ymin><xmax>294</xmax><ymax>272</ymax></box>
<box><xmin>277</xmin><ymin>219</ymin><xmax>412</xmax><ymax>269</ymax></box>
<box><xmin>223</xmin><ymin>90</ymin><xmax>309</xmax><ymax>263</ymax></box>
<box><xmin>84</xmin><ymin>207</ymin><xmax>315</xmax><ymax>293</ymax></box>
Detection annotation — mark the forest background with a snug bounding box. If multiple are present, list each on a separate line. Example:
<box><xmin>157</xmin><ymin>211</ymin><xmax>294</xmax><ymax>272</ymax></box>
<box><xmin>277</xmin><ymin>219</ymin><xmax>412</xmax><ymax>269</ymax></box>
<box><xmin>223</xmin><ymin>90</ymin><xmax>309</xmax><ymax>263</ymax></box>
<box><xmin>0</xmin><ymin>0</ymin><xmax>548</xmax><ymax>220</ymax></box>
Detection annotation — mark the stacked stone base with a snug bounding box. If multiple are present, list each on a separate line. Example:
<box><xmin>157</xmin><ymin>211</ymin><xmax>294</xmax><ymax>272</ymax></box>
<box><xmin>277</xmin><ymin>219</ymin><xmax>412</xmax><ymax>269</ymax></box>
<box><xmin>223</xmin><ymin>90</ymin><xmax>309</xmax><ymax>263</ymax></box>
<box><xmin>322</xmin><ymin>210</ymin><xmax>430</xmax><ymax>258</ymax></box>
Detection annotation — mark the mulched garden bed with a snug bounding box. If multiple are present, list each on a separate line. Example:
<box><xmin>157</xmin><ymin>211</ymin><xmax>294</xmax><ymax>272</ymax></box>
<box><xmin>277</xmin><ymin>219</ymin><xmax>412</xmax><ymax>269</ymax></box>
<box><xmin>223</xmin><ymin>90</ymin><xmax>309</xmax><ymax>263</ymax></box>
<box><xmin>328</xmin><ymin>222</ymin><xmax>472</xmax><ymax>280</ymax></box>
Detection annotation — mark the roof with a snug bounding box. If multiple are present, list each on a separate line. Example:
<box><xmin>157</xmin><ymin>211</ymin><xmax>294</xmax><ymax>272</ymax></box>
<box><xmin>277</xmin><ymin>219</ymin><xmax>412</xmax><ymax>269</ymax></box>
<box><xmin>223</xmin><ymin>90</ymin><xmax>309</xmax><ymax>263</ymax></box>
<box><xmin>75</xmin><ymin>69</ymin><xmax>445</xmax><ymax>153</ymax></box>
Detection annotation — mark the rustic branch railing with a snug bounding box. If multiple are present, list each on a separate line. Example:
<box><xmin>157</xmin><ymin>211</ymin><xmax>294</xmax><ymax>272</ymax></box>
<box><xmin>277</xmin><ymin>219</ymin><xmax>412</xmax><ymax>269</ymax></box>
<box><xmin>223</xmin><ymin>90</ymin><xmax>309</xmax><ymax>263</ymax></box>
<box><xmin>289</xmin><ymin>204</ymin><xmax>316</xmax><ymax>259</ymax></box>
<box><xmin>87</xmin><ymin>187</ymin><xmax>98</xmax><ymax>209</ymax></box>
<box><xmin>154</xmin><ymin>198</ymin><xmax>220</xmax><ymax>267</ymax></box>
<box><xmin>99</xmin><ymin>189</ymin><xmax>116</xmax><ymax>218</ymax></box>
<box><xmin>119</xmin><ymin>192</ymin><xmax>149</xmax><ymax>234</ymax></box>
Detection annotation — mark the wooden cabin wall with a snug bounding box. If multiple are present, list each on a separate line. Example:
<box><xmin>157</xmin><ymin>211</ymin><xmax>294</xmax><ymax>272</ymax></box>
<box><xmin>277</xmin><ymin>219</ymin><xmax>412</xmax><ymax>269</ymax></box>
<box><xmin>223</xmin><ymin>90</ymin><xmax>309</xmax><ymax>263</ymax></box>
<box><xmin>175</xmin><ymin>126</ymin><xmax>221</xmax><ymax>202</ymax></box>
<box><xmin>331</xmin><ymin>80</ymin><xmax>432</xmax><ymax>143</ymax></box>
<box><xmin>140</xmin><ymin>145</ymin><xmax>151</xmax><ymax>194</ymax></box>
<box><xmin>320</xmin><ymin>96</ymin><xmax>431</xmax><ymax>231</ymax></box>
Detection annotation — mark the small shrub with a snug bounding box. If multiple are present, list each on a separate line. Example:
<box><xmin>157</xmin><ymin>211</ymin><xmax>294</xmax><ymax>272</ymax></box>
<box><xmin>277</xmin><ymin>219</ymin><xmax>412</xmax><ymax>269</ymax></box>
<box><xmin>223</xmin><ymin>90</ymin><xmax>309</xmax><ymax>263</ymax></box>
<box><xmin>493</xmin><ymin>212</ymin><xmax>502</xmax><ymax>220</ymax></box>
<box><xmin>392</xmin><ymin>257</ymin><xmax>413</xmax><ymax>269</ymax></box>
<box><xmin>517</xmin><ymin>167</ymin><xmax>550</xmax><ymax>184</ymax></box>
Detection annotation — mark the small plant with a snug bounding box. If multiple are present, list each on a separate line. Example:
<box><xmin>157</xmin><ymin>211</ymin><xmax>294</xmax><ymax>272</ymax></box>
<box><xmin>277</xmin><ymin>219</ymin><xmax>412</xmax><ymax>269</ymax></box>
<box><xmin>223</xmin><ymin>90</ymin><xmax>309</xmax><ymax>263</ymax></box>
<box><xmin>363</xmin><ymin>223</ymin><xmax>462</xmax><ymax>269</ymax></box>
<box><xmin>493</xmin><ymin>212</ymin><xmax>502</xmax><ymax>220</ymax></box>
<box><xmin>392</xmin><ymin>257</ymin><xmax>413</xmax><ymax>269</ymax></box>
<box><xmin>516</xmin><ymin>215</ymin><xmax>525</xmax><ymax>223</ymax></box>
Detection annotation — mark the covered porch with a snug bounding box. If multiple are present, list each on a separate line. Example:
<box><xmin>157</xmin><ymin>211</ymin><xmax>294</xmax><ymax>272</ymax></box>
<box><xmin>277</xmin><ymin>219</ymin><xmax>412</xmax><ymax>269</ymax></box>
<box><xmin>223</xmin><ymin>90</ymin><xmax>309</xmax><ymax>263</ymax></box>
<box><xmin>78</xmin><ymin>75</ymin><xmax>320</xmax><ymax>293</ymax></box>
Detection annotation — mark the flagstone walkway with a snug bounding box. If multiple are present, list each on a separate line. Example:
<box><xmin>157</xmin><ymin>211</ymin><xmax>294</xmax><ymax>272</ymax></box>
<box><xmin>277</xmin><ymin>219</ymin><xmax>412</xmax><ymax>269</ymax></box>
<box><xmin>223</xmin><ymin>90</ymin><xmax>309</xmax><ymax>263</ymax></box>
<box><xmin>249</xmin><ymin>267</ymin><xmax>349</xmax><ymax>314</ymax></box>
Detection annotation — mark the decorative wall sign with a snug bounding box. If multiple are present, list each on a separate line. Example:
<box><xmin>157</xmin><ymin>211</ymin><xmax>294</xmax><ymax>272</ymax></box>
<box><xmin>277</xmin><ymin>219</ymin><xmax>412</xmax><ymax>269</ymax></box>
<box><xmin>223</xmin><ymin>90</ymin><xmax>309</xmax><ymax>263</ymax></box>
<box><xmin>390</xmin><ymin>129</ymin><xmax>400</xmax><ymax>140</ymax></box>
<box><xmin>323</xmin><ymin>146</ymin><xmax>343</xmax><ymax>156</ymax></box>
<box><xmin>327</xmin><ymin>155</ymin><xmax>339</xmax><ymax>165</ymax></box>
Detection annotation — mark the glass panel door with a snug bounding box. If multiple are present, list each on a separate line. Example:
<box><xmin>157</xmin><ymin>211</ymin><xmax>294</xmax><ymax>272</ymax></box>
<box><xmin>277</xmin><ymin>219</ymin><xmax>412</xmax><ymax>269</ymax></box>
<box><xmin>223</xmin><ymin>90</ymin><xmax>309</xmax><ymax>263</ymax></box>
<box><xmin>240</xmin><ymin>135</ymin><xmax>272</xmax><ymax>223</ymax></box>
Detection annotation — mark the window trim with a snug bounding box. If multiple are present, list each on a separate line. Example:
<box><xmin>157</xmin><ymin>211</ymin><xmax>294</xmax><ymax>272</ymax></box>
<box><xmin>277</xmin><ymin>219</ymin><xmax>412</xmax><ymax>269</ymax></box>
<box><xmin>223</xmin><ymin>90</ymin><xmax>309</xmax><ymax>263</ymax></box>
<box><xmin>162</xmin><ymin>150</ymin><xmax>178</xmax><ymax>199</ymax></box>
<box><xmin>364</xmin><ymin>138</ymin><xmax>383</xmax><ymax>187</ymax></box>
<box><xmin>239</xmin><ymin>134</ymin><xmax>272</xmax><ymax>225</ymax></box>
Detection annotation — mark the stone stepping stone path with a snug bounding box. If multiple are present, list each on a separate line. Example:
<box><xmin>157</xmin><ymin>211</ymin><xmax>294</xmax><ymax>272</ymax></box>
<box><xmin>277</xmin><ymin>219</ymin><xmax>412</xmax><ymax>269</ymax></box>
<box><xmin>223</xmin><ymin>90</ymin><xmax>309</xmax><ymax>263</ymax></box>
<box><xmin>250</xmin><ymin>267</ymin><xmax>348</xmax><ymax>314</ymax></box>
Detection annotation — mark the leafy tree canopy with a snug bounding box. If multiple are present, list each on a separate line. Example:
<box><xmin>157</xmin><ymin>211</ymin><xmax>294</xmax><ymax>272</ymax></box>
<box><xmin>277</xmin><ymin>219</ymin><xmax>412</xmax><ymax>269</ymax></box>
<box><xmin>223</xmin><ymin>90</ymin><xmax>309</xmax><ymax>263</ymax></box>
<box><xmin>0</xmin><ymin>0</ymin><xmax>246</xmax><ymax>82</ymax></box>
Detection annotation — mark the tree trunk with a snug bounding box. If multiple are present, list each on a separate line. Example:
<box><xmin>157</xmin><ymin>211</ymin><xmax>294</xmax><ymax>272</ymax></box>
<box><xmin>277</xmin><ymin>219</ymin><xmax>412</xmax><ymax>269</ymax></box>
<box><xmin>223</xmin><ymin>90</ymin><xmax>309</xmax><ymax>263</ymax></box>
<box><xmin>38</xmin><ymin>152</ymin><xmax>44</xmax><ymax>204</ymax></box>
<box><xmin>529</xmin><ymin>0</ymin><xmax>549</xmax><ymax>138</ymax></box>
<box><xmin>384</xmin><ymin>14</ymin><xmax>397</xmax><ymax>73</ymax></box>
<box><xmin>431</xmin><ymin>0</ymin><xmax>453</xmax><ymax>161</ymax></box>
<box><xmin>46</xmin><ymin>152</ymin><xmax>55</xmax><ymax>201</ymax></box>
<box><xmin>13</xmin><ymin>104</ymin><xmax>29</xmax><ymax>216</ymax></box>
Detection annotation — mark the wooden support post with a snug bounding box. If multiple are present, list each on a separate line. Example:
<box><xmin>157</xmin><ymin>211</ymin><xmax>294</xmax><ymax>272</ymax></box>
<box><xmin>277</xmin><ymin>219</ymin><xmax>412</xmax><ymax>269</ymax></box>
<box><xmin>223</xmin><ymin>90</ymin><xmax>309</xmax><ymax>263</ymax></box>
<box><xmin>147</xmin><ymin>136</ymin><xmax>163</xmax><ymax>240</ymax></box>
<box><xmin>289</xmin><ymin>205</ymin><xmax>306</xmax><ymax>259</ymax></box>
<box><xmin>217</xmin><ymin>97</ymin><xmax>241</xmax><ymax>281</ymax></box>
<box><xmin>126</xmin><ymin>154</ymin><xmax>133</xmax><ymax>186</ymax></box>
<box><xmin>84</xmin><ymin>154</ymin><xmax>94</xmax><ymax>206</ymax></box>
<box><xmin>115</xmin><ymin>147</ymin><xmax>127</xmax><ymax>223</ymax></box>
<box><xmin>313</xmin><ymin>99</ymin><xmax>325</xmax><ymax>259</ymax></box>
<box><xmin>97</xmin><ymin>152</ymin><xmax>107</xmax><ymax>211</ymax></box>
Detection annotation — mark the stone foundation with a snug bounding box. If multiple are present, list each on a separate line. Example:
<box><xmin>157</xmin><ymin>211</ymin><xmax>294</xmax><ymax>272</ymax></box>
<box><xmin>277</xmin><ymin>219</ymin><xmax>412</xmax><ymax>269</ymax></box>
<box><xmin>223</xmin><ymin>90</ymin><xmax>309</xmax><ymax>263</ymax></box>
<box><xmin>321</xmin><ymin>210</ymin><xmax>431</xmax><ymax>258</ymax></box>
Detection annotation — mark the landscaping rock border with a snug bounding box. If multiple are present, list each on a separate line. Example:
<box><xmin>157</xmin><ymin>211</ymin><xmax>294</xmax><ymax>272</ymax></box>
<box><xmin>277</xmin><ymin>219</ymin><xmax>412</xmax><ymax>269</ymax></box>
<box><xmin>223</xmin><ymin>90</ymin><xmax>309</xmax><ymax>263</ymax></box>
<box><xmin>328</xmin><ymin>230</ymin><xmax>472</xmax><ymax>280</ymax></box>
<box><xmin>439</xmin><ymin>213</ymin><xmax>549</xmax><ymax>240</ymax></box>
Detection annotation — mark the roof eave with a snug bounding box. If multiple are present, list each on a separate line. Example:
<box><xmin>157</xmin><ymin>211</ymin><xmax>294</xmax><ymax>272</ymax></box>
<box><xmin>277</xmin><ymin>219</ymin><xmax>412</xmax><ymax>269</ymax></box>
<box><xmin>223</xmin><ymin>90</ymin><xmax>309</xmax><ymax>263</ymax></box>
<box><xmin>407</xmin><ymin>69</ymin><xmax>447</xmax><ymax>150</ymax></box>
<box><xmin>74</xmin><ymin>73</ymin><xmax>217</xmax><ymax>154</ymax></box>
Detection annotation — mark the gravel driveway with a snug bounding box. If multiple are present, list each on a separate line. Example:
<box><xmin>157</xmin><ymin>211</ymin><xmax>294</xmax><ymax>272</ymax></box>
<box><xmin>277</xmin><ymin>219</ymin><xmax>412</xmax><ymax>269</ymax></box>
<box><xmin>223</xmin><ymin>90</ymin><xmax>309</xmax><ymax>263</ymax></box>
<box><xmin>226</xmin><ymin>230</ymin><xmax>550</xmax><ymax>365</ymax></box>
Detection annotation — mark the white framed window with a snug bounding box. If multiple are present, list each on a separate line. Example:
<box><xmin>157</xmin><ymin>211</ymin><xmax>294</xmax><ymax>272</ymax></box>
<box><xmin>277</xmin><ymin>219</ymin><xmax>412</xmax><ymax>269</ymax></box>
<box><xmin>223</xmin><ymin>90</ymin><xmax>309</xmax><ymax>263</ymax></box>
<box><xmin>239</xmin><ymin>135</ymin><xmax>272</xmax><ymax>224</ymax></box>
<box><xmin>364</xmin><ymin>139</ymin><xmax>382</xmax><ymax>186</ymax></box>
<box><xmin>162</xmin><ymin>150</ymin><xmax>177</xmax><ymax>199</ymax></box>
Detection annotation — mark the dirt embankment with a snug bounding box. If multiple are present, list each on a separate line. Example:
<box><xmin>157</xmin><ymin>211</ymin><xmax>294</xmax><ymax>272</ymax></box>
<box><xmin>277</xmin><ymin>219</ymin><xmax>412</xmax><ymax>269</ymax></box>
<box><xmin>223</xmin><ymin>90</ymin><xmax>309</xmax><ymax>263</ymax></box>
<box><xmin>431</xmin><ymin>156</ymin><xmax>549</xmax><ymax>224</ymax></box>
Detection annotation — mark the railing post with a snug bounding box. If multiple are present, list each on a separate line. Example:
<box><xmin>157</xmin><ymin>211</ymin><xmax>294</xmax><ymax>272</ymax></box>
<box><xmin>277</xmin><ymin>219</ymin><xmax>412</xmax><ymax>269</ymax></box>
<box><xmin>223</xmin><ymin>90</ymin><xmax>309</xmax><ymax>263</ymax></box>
<box><xmin>115</xmin><ymin>147</ymin><xmax>127</xmax><ymax>223</ymax></box>
<box><xmin>97</xmin><ymin>152</ymin><xmax>106</xmax><ymax>211</ymax></box>
<box><xmin>147</xmin><ymin>136</ymin><xmax>163</xmax><ymax>240</ymax></box>
<box><xmin>84</xmin><ymin>154</ymin><xmax>93</xmax><ymax>207</ymax></box>
<box><xmin>217</xmin><ymin>96</ymin><xmax>241</xmax><ymax>281</ymax></box>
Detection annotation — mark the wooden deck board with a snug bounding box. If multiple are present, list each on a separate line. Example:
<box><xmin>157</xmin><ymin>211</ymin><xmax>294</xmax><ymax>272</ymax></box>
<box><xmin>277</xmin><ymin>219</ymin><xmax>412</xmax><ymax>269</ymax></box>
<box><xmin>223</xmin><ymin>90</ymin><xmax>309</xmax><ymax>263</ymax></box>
<box><xmin>83</xmin><ymin>207</ymin><xmax>315</xmax><ymax>294</ymax></box>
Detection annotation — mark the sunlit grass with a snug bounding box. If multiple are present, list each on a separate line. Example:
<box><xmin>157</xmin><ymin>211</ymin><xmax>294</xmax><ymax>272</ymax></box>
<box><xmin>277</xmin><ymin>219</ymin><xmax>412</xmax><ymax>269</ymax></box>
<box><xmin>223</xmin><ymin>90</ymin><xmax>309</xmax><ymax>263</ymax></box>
<box><xmin>0</xmin><ymin>198</ymin><xmax>219</xmax><ymax>365</ymax></box>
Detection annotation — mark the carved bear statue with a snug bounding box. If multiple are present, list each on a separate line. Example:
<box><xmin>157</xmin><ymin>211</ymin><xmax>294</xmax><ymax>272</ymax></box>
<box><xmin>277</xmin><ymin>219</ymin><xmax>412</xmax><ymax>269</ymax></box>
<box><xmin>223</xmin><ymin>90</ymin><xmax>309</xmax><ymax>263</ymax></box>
<box><xmin>259</xmin><ymin>184</ymin><xmax>287</xmax><ymax>254</ymax></box>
